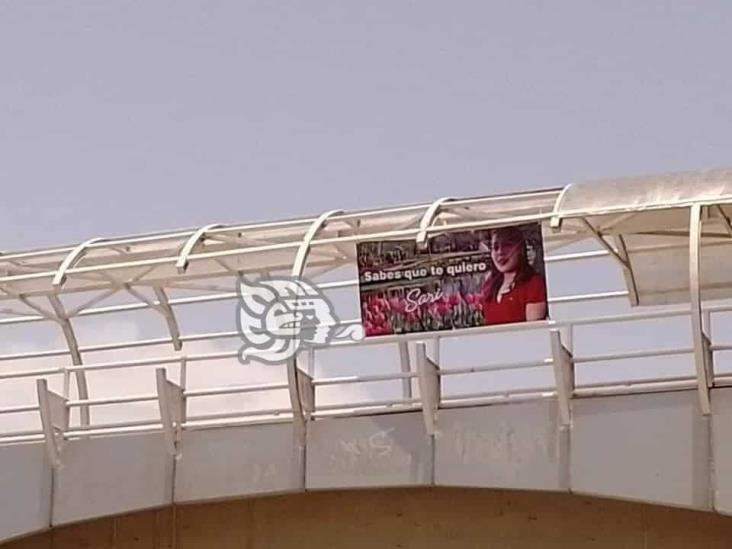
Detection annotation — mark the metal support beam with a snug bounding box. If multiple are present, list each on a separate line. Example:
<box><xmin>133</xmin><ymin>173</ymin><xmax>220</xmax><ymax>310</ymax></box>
<box><xmin>580</xmin><ymin>218</ymin><xmax>630</xmax><ymax>269</ymax></box>
<box><xmin>52</xmin><ymin>238</ymin><xmax>103</xmax><ymax>288</ymax></box>
<box><xmin>305</xmin><ymin>347</ymin><xmax>316</xmax><ymax>378</ymax></box>
<box><xmin>416</xmin><ymin>197</ymin><xmax>453</xmax><ymax>249</ymax></box>
<box><xmin>545</xmin><ymin>212</ymin><xmax>640</xmax><ymax>253</ymax></box>
<box><xmin>689</xmin><ymin>204</ymin><xmax>713</xmax><ymax>415</ymax></box>
<box><xmin>66</xmin><ymin>288</ymin><xmax>119</xmax><ymax>317</ymax></box>
<box><xmin>126</xmin><ymin>286</ymin><xmax>182</xmax><ymax>351</ymax></box>
<box><xmin>287</xmin><ymin>210</ymin><xmax>341</xmax><ymax>429</ymax></box>
<box><xmin>714</xmin><ymin>204</ymin><xmax>732</xmax><ymax>237</ymax></box>
<box><xmin>291</xmin><ymin>210</ymin><xmax>342</xmax><ymax>278</ymax></box>
<box><xmin>430</xmin><ymin>337</ymin><xmax>441</xmax><ymax>364</ymax></box>
<box><xmin>581</xmin><ymin>218</ymin><xmax>641</xmax><ymax>307</ymax></box>
<box><xmin>398</xmin><ymin>342</ymin><xmax>413</xmax><ymax>399</ymax></box>
<box><xmin>284</xmin><ymin>356</ymin><xmax>305</xmax><ymax>436</ymax></box>
<box><xmin>14</xmin><ymin>294</ymin><xmax>55</xmax><ymax>320</ymax></box>
<box><xmin>549</xmin><ymin>184</ymin><xmax>573</xmax><ymax>229</ymax></box>
<box><xmin>297</xmin><ymin>368</ymin><xmax>315</xmax><ymax>421</ymax></box>
<box><xmin>156</xmin><ymin>368</ymin><xmax>185</xmax><ymax>457</ymax></box>
<box><xmin>614</xmin><ymin>235</ymin><xmax>640</xmax><ymax>306</ymax></box>
<box><xmin>176</xmin><ymin>224</ymin><xmax>221</xmax><ymax>274</ymax></box>
<box><xmin>48</xmin><ymin>294</ymin><xmax>90</xmax><ymax>426</ymax></box>
<box><xmin>415</xmin><ymin>342</ymin><xmax>440</xmax><ymax>435</ymax></box>
<box><xmin>550</xmin><ymin>329</ymin><xmax>574</xmax><ymax>426</ymax></box>
<box><xmin>37</xmin><ymin>379</ymin><xmax>69</xmax><ymax>468</ymax></box>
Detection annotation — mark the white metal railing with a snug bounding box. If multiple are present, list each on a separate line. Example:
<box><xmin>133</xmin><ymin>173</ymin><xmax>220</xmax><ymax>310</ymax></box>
<box><xmin>3</xmin><ymin>288</ymin><xmax>731</xmax><ymax>446</ymax></box>
<box><xmin>2</xmin><ymin>180</ymin><xmax>732</xmax><ymax>465</ymax></box>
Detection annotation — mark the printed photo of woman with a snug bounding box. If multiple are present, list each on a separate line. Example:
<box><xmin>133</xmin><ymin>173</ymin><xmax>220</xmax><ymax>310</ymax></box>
<box><xmin>481</xmin><ymin>225</ymin><xmax>548</xmax><ymax>325</ymax></box>
<box><xmin>356</xmin><ymin>222</ymin><xmax>548</xmax><ymax>337</ymax></box>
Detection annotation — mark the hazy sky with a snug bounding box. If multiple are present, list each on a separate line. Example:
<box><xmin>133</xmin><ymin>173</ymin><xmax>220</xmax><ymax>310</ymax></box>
<box><xmin>2</xmin><ymin>1</ymin><xmax>731</xmax><ymax>251</ymax></box>
<box><xmin>2</xmin><ymin>2</ymin><xmax>732</xmax><ymax>432</ymax></box>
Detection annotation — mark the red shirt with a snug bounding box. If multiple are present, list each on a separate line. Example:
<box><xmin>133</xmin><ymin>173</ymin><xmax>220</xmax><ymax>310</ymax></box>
<box><xmin>482</xmin><ymin>272</ymin><xmax>547</xmax><ymax>325</ymax></box>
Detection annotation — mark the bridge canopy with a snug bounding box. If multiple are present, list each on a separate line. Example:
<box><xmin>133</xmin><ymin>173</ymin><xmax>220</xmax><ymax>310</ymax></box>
<box><xmin>2</xmin><ymin>167</ymin><xmax>732</xmax><ymax>541</ymax></box>
<box><xmin>551</xmin><ymin>167</ymin><xmax>732</xmax><ymax>306</ymax></box>
<box><xmin>553</xmin><ymin>167</ymin><xmax>732</xmax><ymax>218</ymax></box>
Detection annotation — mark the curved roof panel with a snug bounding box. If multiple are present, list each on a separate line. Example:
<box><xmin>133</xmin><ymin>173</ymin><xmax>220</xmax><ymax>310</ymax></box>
<box><xmin>553</xmin><ymin>167</ymin><xmax>732</xmax><ymax>219</ymax></box>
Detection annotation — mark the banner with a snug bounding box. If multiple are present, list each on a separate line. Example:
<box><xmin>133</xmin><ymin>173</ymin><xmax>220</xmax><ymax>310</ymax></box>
<box><xmin>357</xmin><ymin>223</ymin><xmax>548</xmax><ymax>337</ymax></box>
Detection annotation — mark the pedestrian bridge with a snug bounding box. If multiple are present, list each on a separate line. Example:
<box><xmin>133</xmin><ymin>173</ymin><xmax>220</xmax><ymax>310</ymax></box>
<box><xmin>1</xmin><ymin>168</ymin><xmax>732</xmax><ymax>545</ymax></box>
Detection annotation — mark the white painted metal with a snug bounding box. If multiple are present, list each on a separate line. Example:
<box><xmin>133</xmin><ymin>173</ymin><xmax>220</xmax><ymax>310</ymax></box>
<box><xmin>52</xmin><ymin>237</ymin><xmax>103</xmax><ymax>288</ymax></box>
<box><xmin>549</xmin><ymin>330</ymin><xmax>574</xmax><ymax>426</ymax></box>
<box><xmin>613</xmin><ymin>238</ymin><xmax>638</xmax><ymax>306</ymax></box>
<box><xmin>3</xmin><ymin>167</ymin><xmax>732</xmax><ymax>538</ymax></box>
<box><xmin>553</xmin><ymin>167</ymin><xmax>732</xmax><ymax>219</ymax></box>
<box><xmin>415</xmin><ymin>342</ymin><xmax>440</xmax><ymax>436</ymax></box>
<box><xmin>416</xmin><ymin>197</ymin><xmax>453</xmax><ymax>248</ymax></box>
<box><xmin>156</xmin><ymin>368</ymin><xmax>185</xmax><ymax>457</ymax></box>
<box><xmin>714</xmin><ymin>203</ymin><xmax>732</xmax><ymax>237</ymax></box>
<box><xmin>47</xmin><ymin>294</ymin><xmax>90</xmax><ymax>426</ymax></box>
<box><xmin>175</xmin><ymin>223</ymin><xmax>221</xmax><ymax>274</ymax></box>
<box><xmin>297</xmin><ymin>369</ymin><xmax>315</xmax><ymax>420</ymax></box>
<box><xmin>579</xmin><ymin>218</ymin><xmax>629</xmax><ymax>269</ymax></box>
<box><xmin>398</xmin><ymin>342</ymin><xmax>413</xmax><ymax>399</ymax></box>
<box><xmin>152</xmin><ymin>287</ymin><xmax>183</xmax><ymax>350</ymax></box>
<box><xmin>689</xmin><ymin>204</ymin><xmax>713</xmax><ymax>414</ymax></box>
<box><xmin>287</xmin><ymin>209</ymin><xmax>343</xmax><ymax>430</ymax></box>
<box><xmin>36</xmin><ymin>379</ymin><xmax>68</xmax><ymax>468</ymax></box>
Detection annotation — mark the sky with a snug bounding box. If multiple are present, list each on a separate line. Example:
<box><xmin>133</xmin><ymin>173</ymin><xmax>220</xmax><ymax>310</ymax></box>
<box><xmin>2</xmin><ymin>1</ymin><xmax>731</xmax><ymax>250</ymax></box>
<box><xmin>1</xmin><ymin>2</ymin><xmax>731</xmax><ymax>432</ymax></box>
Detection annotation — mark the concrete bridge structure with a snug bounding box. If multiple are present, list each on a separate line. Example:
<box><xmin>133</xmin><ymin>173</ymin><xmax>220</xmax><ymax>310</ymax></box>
<box><xmin>2</xmin><ymin>168</ymin><xmax>732</xmax><ymax>547</ymax></box>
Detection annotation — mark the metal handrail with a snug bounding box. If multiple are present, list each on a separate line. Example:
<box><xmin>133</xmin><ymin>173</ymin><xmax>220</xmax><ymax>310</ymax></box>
<box><xmin>3</xmin><ymin>190</ymin><xmax>732</xmax><ymax>449</ymax></box>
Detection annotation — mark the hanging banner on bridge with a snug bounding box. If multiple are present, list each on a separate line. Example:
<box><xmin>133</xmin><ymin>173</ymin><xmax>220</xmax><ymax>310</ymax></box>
<box><xmin>356</xmin><ymin>223</ymin><xmax>548</xmax><ymax>337</ymax></box>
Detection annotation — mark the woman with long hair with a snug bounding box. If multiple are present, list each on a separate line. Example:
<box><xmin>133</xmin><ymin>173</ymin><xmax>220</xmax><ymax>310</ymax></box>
<box><xmin>481</xmin><ymin>226</ymin><xmax>547</xmax><ymax>325</ymax></box>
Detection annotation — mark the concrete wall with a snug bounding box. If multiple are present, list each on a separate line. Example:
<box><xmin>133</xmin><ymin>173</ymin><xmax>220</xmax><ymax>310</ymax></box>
<box><xmin>2</xmin><ymin>388</ymin><xmax>731</xmax><ymax>543</ymax></box>
<box><xmin>5</xmin><ymin>488</ymin><xmax>732</xmax><ymax>549</ymax></box>
<box><xmin>0</xmin><ymin>443</ymin><xmax>51</xmax><ymax>541</ymax></box>
<box><xmin>570</xmin><ymin>390</ymin><xmax>710</xmax><ymax>509</ymax></box>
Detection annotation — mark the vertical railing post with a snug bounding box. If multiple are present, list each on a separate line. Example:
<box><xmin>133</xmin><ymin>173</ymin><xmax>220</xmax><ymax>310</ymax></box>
<box><xmin>689</xmin><ymin>204</ymin><xmax>713</xmax><ymax>415</ymax></box>
<box><xmin>415</xmin><ymin>342</ymin><xmax>441</xmax><ymax>435</ymax></box>
<box><xmin>37</xmin><ymin>379</ymin><xmax>69</xmax><ymax>468</ymax></box>
<box><xmin>550</xmin><ymin>329</ymin><xmax>574</xmax><ymax>426</ymax></box>
<box><xmin>398</xmin><ymin>342</ymin><xmax>413</xmax><ymax>399</ymax></box>
<box><xmin>156</xmin><ymin>368</ymin><xmax>185</xmax><ymax>457</ymax></box>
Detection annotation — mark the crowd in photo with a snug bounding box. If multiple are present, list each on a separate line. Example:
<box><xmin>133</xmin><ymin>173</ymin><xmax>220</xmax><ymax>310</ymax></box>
<box><xmin>358</xmin><ymin>225</ymin><xmax>548</xmax><ymax>336</ymax></box>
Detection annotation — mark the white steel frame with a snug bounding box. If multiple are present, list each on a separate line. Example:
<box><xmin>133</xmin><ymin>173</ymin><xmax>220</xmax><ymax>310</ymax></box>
<box><xmin>1</xmin><ymin>181</ymin><xmax>732</xmax><ymax>467</ymax></box>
